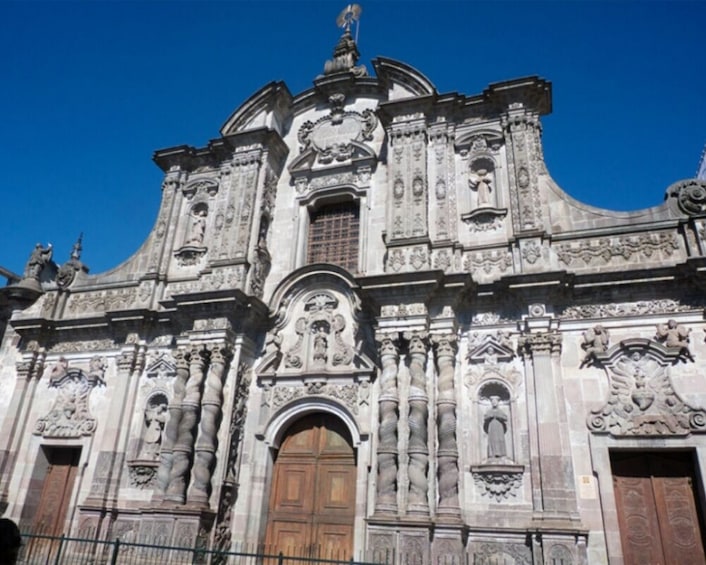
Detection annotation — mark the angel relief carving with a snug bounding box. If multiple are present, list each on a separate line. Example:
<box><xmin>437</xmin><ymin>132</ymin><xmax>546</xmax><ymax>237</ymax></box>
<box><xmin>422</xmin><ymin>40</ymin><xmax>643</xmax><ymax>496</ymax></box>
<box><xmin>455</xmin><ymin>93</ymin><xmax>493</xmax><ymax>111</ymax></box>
<box><xmin>586</xmin><ymin>340</ymin><xmax>706</xmax><ymax>437</ymax></box>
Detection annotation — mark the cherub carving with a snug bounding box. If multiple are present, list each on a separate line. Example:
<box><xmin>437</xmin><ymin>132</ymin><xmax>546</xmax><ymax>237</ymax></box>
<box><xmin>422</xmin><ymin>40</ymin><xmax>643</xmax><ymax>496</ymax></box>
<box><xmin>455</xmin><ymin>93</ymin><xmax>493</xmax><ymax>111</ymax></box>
<box><xmin>581</xmin><ymin>325</ymin><xmax>609</xmax><ymax>367</ymax></box>
<box><xmin>656</xmin><ymin>319</ymin><xmax>693</xmax><ymax>361</ymax></box>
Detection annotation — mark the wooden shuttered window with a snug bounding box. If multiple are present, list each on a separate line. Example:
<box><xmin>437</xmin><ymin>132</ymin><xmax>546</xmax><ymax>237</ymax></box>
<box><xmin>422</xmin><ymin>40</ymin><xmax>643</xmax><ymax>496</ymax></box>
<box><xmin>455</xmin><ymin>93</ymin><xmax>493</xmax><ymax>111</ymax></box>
<box><xmin>307</xmin><ymin>201</ymin><xmax>359</xmax><ymax>272</ymax></box>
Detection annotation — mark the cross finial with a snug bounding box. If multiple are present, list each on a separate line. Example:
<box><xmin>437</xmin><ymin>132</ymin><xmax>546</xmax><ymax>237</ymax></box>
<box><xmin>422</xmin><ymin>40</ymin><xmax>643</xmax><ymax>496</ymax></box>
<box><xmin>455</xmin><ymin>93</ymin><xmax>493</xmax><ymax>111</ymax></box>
<box><xmin>336</xmin><ymin>4</ymin><xmax>362</xmax><ymax>34</ymax></box>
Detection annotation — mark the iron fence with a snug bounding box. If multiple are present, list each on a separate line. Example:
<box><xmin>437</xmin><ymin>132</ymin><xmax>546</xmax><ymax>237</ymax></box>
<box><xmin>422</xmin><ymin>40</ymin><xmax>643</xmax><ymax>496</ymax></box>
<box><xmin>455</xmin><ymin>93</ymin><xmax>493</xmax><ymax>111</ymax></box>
<box><xmin>17</xmin><ymin>533</ymin><xmax>389</xmax><ymax>565</ymax></box>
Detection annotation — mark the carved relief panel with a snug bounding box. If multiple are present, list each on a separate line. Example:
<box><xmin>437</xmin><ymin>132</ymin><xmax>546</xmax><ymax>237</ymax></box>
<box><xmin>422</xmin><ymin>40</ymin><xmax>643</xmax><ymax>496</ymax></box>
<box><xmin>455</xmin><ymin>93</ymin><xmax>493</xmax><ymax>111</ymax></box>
<box><xmin>386</xmin><ymin>117</ymin><xmax>428</xmax><ymax>242</ymax></box>
<box><xmin>34</xmin><ymin>356</ymin><xmax>107</xmax><ymax>438</ymax></box>
<box><xmin>586</xmin><ymin>338</ymin><xmax>706</xmax><ymax>436</ymax></box>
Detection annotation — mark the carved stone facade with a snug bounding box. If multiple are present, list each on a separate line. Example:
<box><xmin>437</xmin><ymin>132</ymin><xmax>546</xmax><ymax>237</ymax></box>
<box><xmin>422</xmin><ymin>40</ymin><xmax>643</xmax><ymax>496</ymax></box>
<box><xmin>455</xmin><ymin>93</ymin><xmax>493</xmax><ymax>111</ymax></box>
<box><xmin>4</xmin><ymin>18</ymin><xmax>706</xmax><ymax>565</ymax></box>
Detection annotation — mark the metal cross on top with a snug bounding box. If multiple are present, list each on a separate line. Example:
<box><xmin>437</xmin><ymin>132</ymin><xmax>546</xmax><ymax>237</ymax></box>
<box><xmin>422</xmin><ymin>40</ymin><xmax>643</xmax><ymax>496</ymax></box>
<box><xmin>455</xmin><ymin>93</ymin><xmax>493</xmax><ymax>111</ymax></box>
<box><xmin>336</xmin><ymin>3</ymin><xmax>362</xmax><ymax>34</ymax></box>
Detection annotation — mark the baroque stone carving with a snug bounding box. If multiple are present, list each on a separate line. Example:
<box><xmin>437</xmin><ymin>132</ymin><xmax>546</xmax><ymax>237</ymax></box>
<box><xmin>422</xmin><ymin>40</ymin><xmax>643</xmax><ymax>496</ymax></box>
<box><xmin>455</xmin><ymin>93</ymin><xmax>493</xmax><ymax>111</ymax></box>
<box><xmin>518</xmin><ymin>332</ymin><xmax>562</xmax><ymax>357</ymax></box>
<box><xmin>375</xmin><ymin>333</ymin><xmax>400</xmax><ymax>513</ymax></box>
<box><xmin>34</xmin><ymin>356</ymin><xmax>106</xmax><ymax>438</ymax></box>
<box><xmin>467</xmin><ymin>331</ymin><xmax>515</xmax><ymax>364</ymax></box>
<box><xmin>139</xmin><ymin>394</ymin><xmax>169</xmax><ymax>460</ymax></box>
<box><xmin>471</xmin><ymin>466</ymin><xmax>524</xmax><ymax>501</ymax></box>
<box><xmin>23</xmin><ymin>242</ymin><xmax>53</xmax><ymax>281</ymax></box>
<box><xmin>283</xmin><ymin>293</ymin><xmax>354</xmax><ymax>371</ymax></box>
<box><xmin>521</xmin><ymin>240</ymin><xmax>542</xmax><ymax>264</ymax></box>
<box><xmin>473</xmin><ymin>541</ymin><xmax>531</xmax><ymax>565</ymax></box>
<box><xmin>555</xmin><ymin>233</ymin><xmax>679</xmax><ymax>266</ymax></box>
<box><xmin>464</xmin><ymin>250</ymin><xmax>513</xmax><ymax>275</ymax></box>
<box><xmin>128</xmin><ymin>465</ymin><xmax>158</xmax><ymax>489</ymax></box>
<box><xmin>484</xmin><ymin>396</ymin><xmax>509</xmax><ymax>459</ymax></box>
<box><xmin>67</xmin><ymin>287</ymin><xmax>138</xmax><ymax>314</ymax></box>
<box><xmin>56</xmin><ymin>236</ymin><xmax>87</xmax><ymax>289</ymax></box>
<box><xmin>189</xmin><ymin>343</ymin><xmax>233</xmax><ymax>505</ymax></box>
<box><xmin>297</xmin><ymin>94</ymin><xmax>376</xmax><ymax>165</ymax></box>
<box><xmin>266</xmin><ymin>383</ymin><xmax>361</xmax><ymax>414</ymax></box>
<box><xmin>405</xmin><ymin>332</ymin><xmax>430</xmax><ymax>514</ymax></box>
<box><xmin>587</xmin><ymin>339</ymin><xmax>706</xmax><ymax>436</ymax></box>
<box><xmin>432</xmin><ymin>335</ymin><xmax>460</xmax><ymax>514</ymax></box>
<box><xmin>655</xmin><ymin>319</ymin><xmax>694</xmax><ymax>361</ymax></box>
<box><xmin>560</xmin><ymin>298</ymin><xmax>695</xmax><ymax>320</ymax></box>
<box><xmin>581</xmin><ymin>325</ymin><xmax>609</xmax><ymax>367</ymax></box>
<box><xmin>668</xmin><ymin>179</ymin><xmax>706</xmax><ymax>216</ymax></box>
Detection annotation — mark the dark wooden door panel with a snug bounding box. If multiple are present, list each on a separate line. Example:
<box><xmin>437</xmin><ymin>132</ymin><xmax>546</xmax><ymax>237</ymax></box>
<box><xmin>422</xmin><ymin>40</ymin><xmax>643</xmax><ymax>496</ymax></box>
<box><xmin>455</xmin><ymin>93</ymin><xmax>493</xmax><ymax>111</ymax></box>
<box><xmin>32</xmin><ymin>448</ymin><xmax>80</xmax><ymax>536</ymax></box>
<box><xmin>653</xmin><ymin>476</ymin><xmax>706</xmax><ymax>565</ymax></box>
<box><xmin>612</xmin><ymin>452</ymin><xmax>706</xmax><ymax>565</ymax></box>
<box><xmin>614</xmin><ymin>474</ymin><xmax>666</xmax><ymax>564</ymax></box>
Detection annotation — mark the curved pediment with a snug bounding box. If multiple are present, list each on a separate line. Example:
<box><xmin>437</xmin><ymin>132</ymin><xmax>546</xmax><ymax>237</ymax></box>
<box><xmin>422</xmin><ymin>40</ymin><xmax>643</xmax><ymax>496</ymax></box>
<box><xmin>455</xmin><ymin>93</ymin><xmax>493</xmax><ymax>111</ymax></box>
<box><xmin>373</xmin><ymin>57</ymin><xmax>437</xmax><ymax>100</ymax></box>
<box><xmin>220</xmin><ymin>81</ymin><xmax>293</xmax><ymax>136</ymax></box>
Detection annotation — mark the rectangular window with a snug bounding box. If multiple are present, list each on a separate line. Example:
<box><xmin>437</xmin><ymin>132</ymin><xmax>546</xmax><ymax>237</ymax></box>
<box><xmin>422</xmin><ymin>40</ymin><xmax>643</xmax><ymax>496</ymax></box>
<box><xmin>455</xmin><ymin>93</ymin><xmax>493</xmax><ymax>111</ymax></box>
<box><xmin>307</xmin><ymin>202</ymin><xmax>359</xmax><ymax>272</ymax></box>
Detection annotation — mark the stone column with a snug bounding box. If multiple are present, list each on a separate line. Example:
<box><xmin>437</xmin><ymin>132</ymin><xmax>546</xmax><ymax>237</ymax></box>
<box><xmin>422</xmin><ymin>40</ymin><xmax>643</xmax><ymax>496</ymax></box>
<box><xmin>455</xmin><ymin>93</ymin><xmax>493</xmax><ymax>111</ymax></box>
<box><xmin>188</xmin><ymin>343</ymin><xmax>232</xmax><ymax>506</ymax></box>
<box><xmin>519</xmin><ymin>331</ymin><xmax>579</xmax><ymax>522</ymax></box>
<box><xmin>375</xmin><ymin>333</ymin><xmax>400</xmax><ymax>515</ymax></box>
<box><xmin>432</xmin><ymin>334</ymin><xmax>460</xmax><ymax>518</ymax></box>
<box><xmin>89</xmin><ymin>339</ymin><xmax>145</xmax><ymax>507</ymax></box>
<box><xmin>154</xmin><ymin>348</ymin><xmax>189</xmax><ymax>500</ymax></box>
<box><xmin>165</xmin><ymin>345</ymin><xmax>208</xmax><ymax>504</ymax></box>
<box><xmin>405</xmin><ymin>332</ymin><xmax>429</xmax><ymax>515</ymax></box>
<box><xmin>0</xmin><ymin>343</ymin><xmax>45</xmax><ymax>510</ymax></box>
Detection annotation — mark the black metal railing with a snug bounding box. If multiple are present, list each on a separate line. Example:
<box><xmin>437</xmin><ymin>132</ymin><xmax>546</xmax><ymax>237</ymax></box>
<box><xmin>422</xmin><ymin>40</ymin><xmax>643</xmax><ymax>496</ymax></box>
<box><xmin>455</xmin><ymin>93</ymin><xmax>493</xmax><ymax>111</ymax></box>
<box><xmin>18</xmin><ymin>533</ymin><xmax>390</xmax><ymax>565</ymax></box>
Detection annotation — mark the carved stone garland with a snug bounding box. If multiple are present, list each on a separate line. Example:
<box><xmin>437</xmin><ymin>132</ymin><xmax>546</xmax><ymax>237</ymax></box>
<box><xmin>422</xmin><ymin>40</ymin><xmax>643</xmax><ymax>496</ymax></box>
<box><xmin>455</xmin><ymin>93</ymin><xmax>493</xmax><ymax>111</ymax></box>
<box><xmin>432</xmin><ymin>335</ymin><xmax>460</xmax><ymax>517</ymax></box>
<box><xmin>375</xmin><ymin>334</ymin><xmax>400</xmax><ymax>514</ymax></box>
<box><xmin>406</xmin><ymin>332</ymin><xmax>430</xmax><ymax>515</ymax></box>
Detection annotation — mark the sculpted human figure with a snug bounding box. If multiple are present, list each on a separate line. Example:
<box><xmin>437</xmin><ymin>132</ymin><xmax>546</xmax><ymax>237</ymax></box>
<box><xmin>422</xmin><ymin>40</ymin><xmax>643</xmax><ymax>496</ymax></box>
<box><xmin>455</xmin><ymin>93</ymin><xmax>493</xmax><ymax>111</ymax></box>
<box><xmin>142</xmin><ymin>403</ymin><xmax>168</xmax><ymax>458</ymax></box>
<box><xmin>24</xmin><ymin>242</ymin><xmax>53</xmax><ymax>279</ymax></box>
<box><xmin>469</xmin><ymin>168</ymin><xmax>493</xmax><ymax>207</ymax></box>
<box><xmin>186</xmin><ymin>209</ymin><xmax>207</xmax><ymax>246</ymax></box>
<box><xmin>656</xmin><ymin>319</ymin><xmax>693</xmax><ymax>360</ymax></box>
<box><xmin>581</xmin><ymin>324</ymin><xmax>609</xmax><ymax>365</ymax></box>
<box><xmin>483</xmin><ymin>396</ymin><xmax>508</xmax><ymax>459</ymax></box>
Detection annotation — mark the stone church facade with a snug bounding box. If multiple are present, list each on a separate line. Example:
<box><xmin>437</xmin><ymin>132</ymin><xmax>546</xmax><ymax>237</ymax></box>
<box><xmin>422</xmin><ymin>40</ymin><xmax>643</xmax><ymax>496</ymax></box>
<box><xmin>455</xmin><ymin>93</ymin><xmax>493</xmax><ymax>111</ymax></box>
<box><xmin>3</xmin><ymin>21</ymin><xmax>706</xmax><ymax>565</ymax></box>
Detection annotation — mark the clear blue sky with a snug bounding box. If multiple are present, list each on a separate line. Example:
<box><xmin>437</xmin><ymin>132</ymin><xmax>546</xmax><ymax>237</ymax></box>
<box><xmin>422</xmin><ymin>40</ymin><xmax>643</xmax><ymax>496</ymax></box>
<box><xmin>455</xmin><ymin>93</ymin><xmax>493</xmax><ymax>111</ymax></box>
<box><xmin>1</xmin><ymin>1</ymin><xmax>704</xmax><ymax>276</ymax></box>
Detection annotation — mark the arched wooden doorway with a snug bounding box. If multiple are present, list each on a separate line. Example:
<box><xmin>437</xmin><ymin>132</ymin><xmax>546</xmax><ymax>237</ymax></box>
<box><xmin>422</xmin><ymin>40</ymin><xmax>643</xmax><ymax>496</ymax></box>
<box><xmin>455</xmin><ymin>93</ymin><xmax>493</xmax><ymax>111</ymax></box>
<box><xmin>264</xmin><ymin>413</ymin><xmax>356</xmax><ymax>560</ymax></box>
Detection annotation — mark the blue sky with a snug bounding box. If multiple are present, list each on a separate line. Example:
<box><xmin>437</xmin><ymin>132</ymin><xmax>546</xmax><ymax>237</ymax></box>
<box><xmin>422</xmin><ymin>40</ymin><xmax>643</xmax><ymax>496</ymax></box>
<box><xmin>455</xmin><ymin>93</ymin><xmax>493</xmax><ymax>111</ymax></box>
<box><xmin>1</xmin><ymin>0</ymin><xmax>704</xmax><ymax>276</ymax></box>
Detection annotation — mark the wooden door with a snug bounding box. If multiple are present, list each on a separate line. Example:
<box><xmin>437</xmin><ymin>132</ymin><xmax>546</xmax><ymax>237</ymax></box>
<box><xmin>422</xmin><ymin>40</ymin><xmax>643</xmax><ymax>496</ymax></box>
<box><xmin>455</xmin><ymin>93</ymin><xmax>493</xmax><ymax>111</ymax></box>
<box><xmin>265</xmin><ymin>414</ymin><xmax>356</xmax><ymax>560</ymax></box>
<box><xmin>612</xmin><ymin>452</ymin><xmax>706</xmax><ymax>565</ymax></box>
<box><xmin>31</xmin><ymin>447</ymin><xmax>81</xmax><ymax>536</ymax></box>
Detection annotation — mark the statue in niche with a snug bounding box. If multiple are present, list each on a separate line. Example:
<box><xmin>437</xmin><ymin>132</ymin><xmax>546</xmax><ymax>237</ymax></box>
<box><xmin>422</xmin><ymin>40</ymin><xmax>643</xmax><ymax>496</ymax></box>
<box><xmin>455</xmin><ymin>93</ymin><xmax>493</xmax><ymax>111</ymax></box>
<box><xmin>185</xmin><ymin>208</ymin><xmax>207</xmax><ymax>246</ymax></box>
<box><xmin>140</xmin><ymin>400</ymin><xmax>168</xmax><ymax>459</ymax></box>
<box><xmin>24</xmin><ymin>243</ymin><xmax>53</xmax><ymax>279</ymax></box>
<box><xmin>312</xmin><ymin>326</ymin><xmax>328</xmax><ymax>369</ymax></box>
<box><xmin>483</xmin><ymin>396</ymin><xmax>508</xmax><ymax>459</ymax></box>
<box><xmin>656</xmin><ymin>319</ymin><xmax>693</xmax><ymax>359</ymax></box>
<box><xmin>469</xmin><ymin>168</ymin><xmax>493</xmax><ymax>207</ymax></box>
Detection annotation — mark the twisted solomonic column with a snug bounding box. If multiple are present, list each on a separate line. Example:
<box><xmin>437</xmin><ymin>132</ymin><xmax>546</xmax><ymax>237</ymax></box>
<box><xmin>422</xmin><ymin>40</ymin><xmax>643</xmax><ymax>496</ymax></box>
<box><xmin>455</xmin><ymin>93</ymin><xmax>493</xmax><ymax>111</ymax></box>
<box><xmin>189</xmin><ymin>343</ymin><xmax>232</xmax><ymax>506</ymax></box>
<box><xmin>375</xmin><ymin>334</ymin><xmax>400</xmax><ymax>514</ymax></box>
<box><xmin>154</xmin><ymin>348</ymin><xmax>189</xmax><ymax>499</ymax></box>
<box><xmin>405</xmin><ymin>332</ymin><xmax>430</xmax><ymax>515</ymax></box>
<box><xmin>432</xmin><ymin>334</ymin><xmax>460</xmax><ymax>517</ymax></box>
<box><xmin>165</xmin><ymin>345</ymin><xmax>208</xmax><ymax>503</ymax></box>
